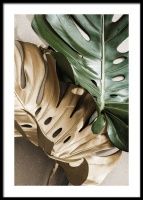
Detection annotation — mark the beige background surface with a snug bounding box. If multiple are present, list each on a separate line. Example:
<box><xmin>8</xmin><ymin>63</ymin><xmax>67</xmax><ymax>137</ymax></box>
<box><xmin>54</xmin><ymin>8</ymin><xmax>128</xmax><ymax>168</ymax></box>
<box><xmin>14</xmin><ymin>14</ymin><xmax>129</xmax><ymax>186</ymax></box>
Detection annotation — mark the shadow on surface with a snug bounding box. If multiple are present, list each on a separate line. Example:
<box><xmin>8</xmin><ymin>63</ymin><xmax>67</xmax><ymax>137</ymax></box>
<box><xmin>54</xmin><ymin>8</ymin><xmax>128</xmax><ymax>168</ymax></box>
<box><xmin>15</xmin><ymin>137</ymin><xmax>69</xmax><ymax>185</ymax></box>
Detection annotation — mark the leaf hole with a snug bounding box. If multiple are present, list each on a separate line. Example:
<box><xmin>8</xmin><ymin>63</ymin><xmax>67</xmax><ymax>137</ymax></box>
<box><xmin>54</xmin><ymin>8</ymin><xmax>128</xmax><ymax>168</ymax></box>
<box><xmin>44</xmin><ymin>117</ymin><xmax>52</xmax><ymax>125</ymax></box>
<box><xmin>112</xmin><ymin>14</ymin><xmax>123</xmax><ymax>22</ymax></box>
<box><xmin>110</xmin><ymin>94</ymin><xmax>118</xmax><ymax>98</ymax></box>
<box><xmin>70</xmin><ymin>93</ymin><xmax>86</xmax><ymax>118</ymax></box>
<box><xmin>52</xmin><ymin>128</ymin><xmax>62</xmax><ymax>138</ymax></box>
<box><xmin>56</xmin><ymin>82</ymin><xmax>69</xmax><ymax>108</ymax></box>
<box><xmin>72</xmin><ymin>19</ymin><xmax>90</xmax><ymax>41</ymax></box>
<box><xmin>36</xmin><ymin>64</ymin><xmax>48</xmax><ymax>105</ymax></box>
<box><xmin>21</xmin><ymin>124</ymin><xmax>32</xmax><ymax>128</ymax></box>
<box><xmin>63</xmin><ymin>136</ymin><xmax>71</xmax><ymax>143</ymax></box>
<box><xmin>15</xmin><ymin>41</ymin><xmax>26</xmax><ymax>89</ymax></box>
<box><xmin>71</xmin><ymin>87</ymin><xmax>84</xmax><ymax>95</ymax></box>
<box><xmin>91</xmin><ymin>80</ymin><xmax>97</xmax><ymax>87</ymax></box>
<box><xmin>113</xmin><ymin>57</ymin><xmax>125</xmax><ymax>64</ymax></box>
<box><xmin>35</xmin><ymin>107</ymin><xmax>41</xmax><ymax>116</ymax></box>
<box><xmin>117</xmin><ymin>38</ymin><xmax>128</xmax><ymax>53</ymax></box>
<box><xmin>112</xmin><ymin>75</ymin><xmax>125</xmax><ymax>82</ymax></box>
<box><xmin>93</xmin><ymin>96</ymin><xmax>97</xmax><ymax>101</ymax></box>
<box><xmin>89</xmin><ymin>111</ymin><xmax>98</xmax><ymax>124</ymax></box>
<box><xmin>78</xmin><ymin>54</ymin><xmax>83</xmax><ymax>58</ymax></box>
<box><xmin>69</xmin><ymin>159</ymin><xmax>83</xmax><ymax>167</ymax></box>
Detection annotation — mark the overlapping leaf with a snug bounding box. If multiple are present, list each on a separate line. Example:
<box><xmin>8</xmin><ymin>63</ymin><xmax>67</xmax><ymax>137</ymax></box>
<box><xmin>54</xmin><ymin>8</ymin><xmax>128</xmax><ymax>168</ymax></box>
<box><xmin>32</xmin><ymin>14</ymin><xmax>129</xmax><ymax>151</ymax></box>
<box><xmin>15</xmin><ymin>41</ymin><xmax>122</xmax><ymax>185</ymax></box>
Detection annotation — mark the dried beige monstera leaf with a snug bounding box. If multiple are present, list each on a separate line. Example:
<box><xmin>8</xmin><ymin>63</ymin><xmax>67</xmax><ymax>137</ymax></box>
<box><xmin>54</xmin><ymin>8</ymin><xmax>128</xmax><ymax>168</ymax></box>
<box><xmin>14</xmin><ymin>41</ymin><xmax>122</xmax><ymax>185</ymax></box>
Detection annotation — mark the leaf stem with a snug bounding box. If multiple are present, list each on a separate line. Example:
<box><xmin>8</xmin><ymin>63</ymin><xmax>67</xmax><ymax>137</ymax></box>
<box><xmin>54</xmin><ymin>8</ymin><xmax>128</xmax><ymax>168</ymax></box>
<box><xmin>101</xmin><ymin>15</ymin><xmax>105</xmax><ymax>111</ymax></box>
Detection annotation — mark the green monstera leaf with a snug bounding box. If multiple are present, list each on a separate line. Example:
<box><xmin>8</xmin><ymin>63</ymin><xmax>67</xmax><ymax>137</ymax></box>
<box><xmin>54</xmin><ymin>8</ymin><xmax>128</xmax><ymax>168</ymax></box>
<box><xmin>32</xmin><ymin>14</ymin><xmax>129</xmax><ymax>151</ymax></box>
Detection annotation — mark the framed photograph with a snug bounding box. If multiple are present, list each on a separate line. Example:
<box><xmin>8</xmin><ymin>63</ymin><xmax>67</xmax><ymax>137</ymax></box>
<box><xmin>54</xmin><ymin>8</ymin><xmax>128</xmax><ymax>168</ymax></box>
<box><xmin>3</xmin><ymin>2</ymin><xmax>141</xmax><ymax>198</ymax></box>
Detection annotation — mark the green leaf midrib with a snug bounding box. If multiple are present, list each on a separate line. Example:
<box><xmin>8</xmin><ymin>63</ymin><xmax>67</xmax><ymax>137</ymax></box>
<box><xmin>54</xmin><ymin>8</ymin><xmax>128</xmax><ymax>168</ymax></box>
<box><xmin>100</xmin><ymin>15</ymin><xmax>105</xmax><ymax>111</ymax></box>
